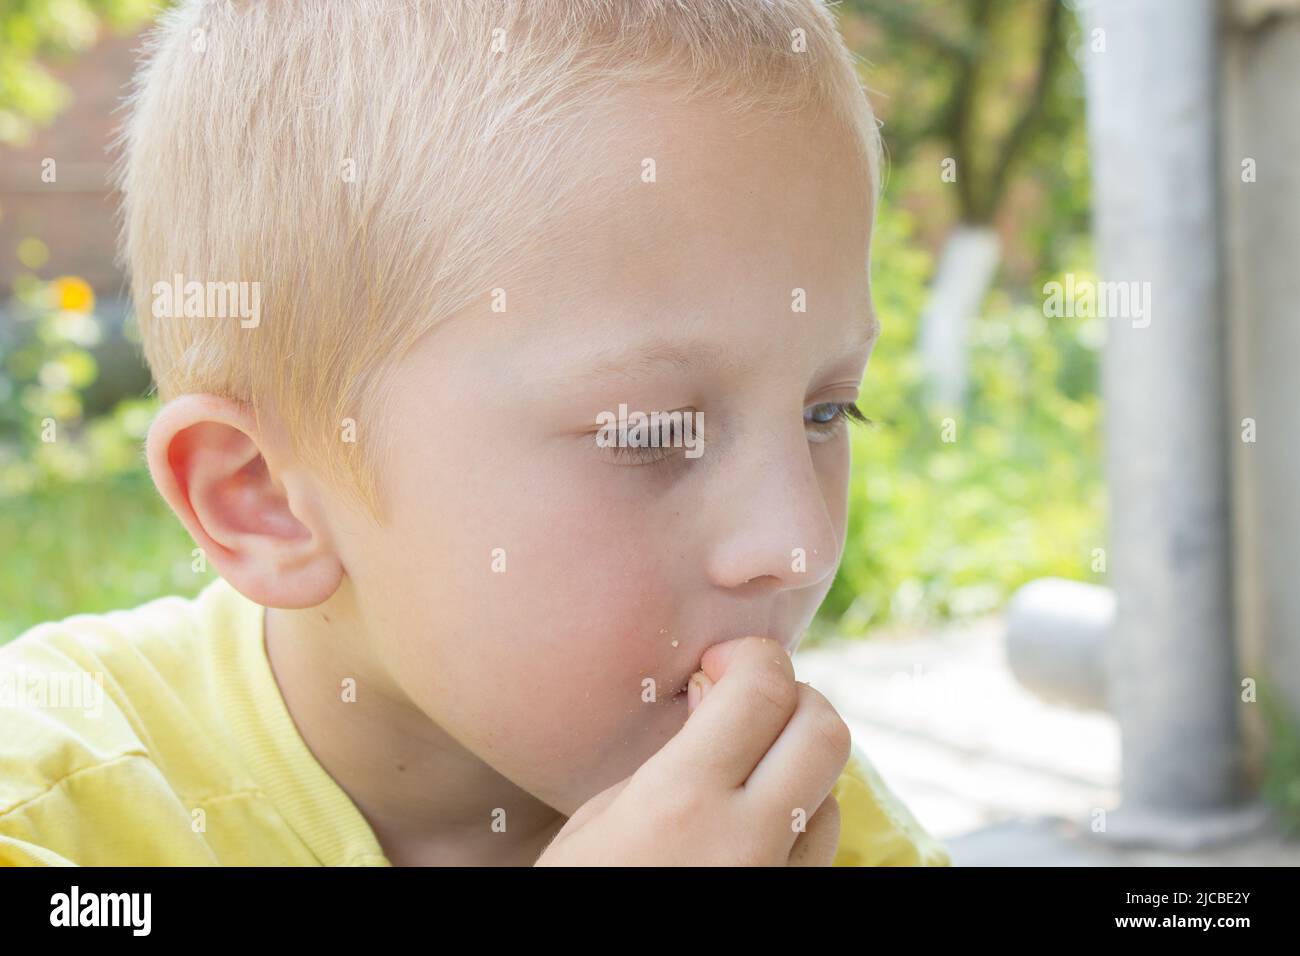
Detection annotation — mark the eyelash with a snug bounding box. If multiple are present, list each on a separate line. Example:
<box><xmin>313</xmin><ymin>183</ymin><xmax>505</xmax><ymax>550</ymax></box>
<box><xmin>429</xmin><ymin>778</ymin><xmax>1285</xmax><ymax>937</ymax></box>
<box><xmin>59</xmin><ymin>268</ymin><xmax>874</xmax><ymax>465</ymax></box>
<box><xmin>597</xmin><ymin>402</ymin><xmax>872</xmax><ymax>465</ymax></box>
<box><xmin>806</xmin><ymin>401</ymin><xmax>872</xmax><ymax>438</ymax></box>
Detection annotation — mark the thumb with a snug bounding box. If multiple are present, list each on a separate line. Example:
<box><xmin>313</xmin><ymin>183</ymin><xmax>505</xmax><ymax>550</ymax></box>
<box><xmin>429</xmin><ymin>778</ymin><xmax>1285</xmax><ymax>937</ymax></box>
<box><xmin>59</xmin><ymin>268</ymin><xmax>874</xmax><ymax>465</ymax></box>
<box><xmin>686</xmin><ymin>669</ymin><xmax>714</xmax><ymax>714</ymax></box>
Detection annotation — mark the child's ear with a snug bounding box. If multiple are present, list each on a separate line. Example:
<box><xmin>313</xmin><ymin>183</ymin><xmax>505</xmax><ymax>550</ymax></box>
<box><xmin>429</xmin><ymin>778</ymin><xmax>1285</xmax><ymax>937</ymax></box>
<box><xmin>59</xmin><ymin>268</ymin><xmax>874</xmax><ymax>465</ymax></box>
<box><xmin>145</xmin><ymin>394</ymin><xmax>343</xmax><ymax>608</ymax></box>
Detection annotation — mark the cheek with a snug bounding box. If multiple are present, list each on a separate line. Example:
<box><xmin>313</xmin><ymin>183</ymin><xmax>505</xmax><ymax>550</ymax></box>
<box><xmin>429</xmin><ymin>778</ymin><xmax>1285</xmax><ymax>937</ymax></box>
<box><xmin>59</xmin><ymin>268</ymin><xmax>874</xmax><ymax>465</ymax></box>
<box><xmin>816</xmin><ymin>437</ymin><xmax>852</xmax><ymax>551</ymax></box>
<box><xmin>371</xmin><ymin>454</ymin><xmax>690</xmax><ymax>778</ymax></box>
<box><xmin>473</xmin><ymin>489</ymin><xmax>685</xmax><ymax>725</ymax></box>
<box><xmin>430</xmin><ymin>538</ymin><xmax>686</xmax><ymax>794</ymax></box>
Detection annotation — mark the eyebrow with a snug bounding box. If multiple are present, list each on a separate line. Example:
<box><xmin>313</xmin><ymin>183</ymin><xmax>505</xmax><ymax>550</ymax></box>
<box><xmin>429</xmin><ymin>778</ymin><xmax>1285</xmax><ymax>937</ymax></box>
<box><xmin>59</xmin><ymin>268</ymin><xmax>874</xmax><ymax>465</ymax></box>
<box><xmin>563</xmin><ymin>310</ymin><xmax>879</xmax><ymax>387</ymax></box>
<box><xmin>568</xmin><ymin>339</ymin><xmax>743</xmax><ymax>386</ymax></box>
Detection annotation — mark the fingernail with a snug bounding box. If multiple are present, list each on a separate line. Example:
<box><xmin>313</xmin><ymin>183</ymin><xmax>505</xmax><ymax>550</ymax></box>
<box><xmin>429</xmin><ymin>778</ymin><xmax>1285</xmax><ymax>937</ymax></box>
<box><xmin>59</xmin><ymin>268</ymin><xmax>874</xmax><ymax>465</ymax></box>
<box><xmin>687</xmin><ymin>673</ymin><xmax>703</xmax><ymax>712</ymax></box>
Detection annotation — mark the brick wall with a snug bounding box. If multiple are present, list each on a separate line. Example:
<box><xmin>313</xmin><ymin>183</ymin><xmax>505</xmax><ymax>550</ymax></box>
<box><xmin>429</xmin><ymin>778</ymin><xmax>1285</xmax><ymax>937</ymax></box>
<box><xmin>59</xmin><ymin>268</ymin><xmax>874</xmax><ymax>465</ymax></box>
<box><xmin>0</xmin><ymin>30</ymin><xmax>145</xmax><ymax>296</ymax></box>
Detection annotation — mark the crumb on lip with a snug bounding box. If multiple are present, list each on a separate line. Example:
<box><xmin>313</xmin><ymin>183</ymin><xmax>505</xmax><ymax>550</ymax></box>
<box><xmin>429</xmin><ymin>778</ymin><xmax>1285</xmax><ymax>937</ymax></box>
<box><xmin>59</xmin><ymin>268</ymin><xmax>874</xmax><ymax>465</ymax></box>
<box><xmin>674</xmin><ymin>669</ymin><xmax>703</xmax><ymax>697</ymax></box>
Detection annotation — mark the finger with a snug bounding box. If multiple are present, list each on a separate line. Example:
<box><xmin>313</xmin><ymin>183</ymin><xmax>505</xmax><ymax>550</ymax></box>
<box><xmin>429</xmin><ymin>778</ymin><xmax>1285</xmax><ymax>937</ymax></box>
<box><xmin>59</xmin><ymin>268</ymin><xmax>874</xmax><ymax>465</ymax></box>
<box><xmin>652</xmin><ymin>636</ymin><xmax>798</xmax><ymax>790</ymax></box>
<box><xmin>686</xmin><ymin>669</ymin><xmax>713</xmax><ymax>713</ymax></box>
<box><xmin>698</xmin><ymin>633</ymin><xmax>792</xmax><ymax>687</ymax></box>
<box><xmin>787</xmin><ymin>795</ymin><xmax>841</xmax><ymax>866</ymax></box>
<box><xmin>742</xmin><ymin>681</ymin><xmax>852</xmax><ymax>838</ymax></box>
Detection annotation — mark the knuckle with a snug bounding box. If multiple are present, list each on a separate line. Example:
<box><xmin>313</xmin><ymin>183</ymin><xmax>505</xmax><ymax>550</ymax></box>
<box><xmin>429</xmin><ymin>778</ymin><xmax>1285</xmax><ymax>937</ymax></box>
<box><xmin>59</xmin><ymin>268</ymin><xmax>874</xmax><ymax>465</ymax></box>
<box><xmin>746</xmin><ymin>660</ymin><xmax>799</xmax><ymax>714</ymax></box>
<box><xmin>740</xmin><ymin>635</ymin><xmax>795</xmax><ymax>670</ymax></box>
<box><xmin>802</xmin><ymin>690</ymin><xmax>852</xmax><ymax>758</ymax></box>
<box><xmin>816</xmin><ymin>707</ymin><xmax>853</xmax><ymax>758</ymax></box>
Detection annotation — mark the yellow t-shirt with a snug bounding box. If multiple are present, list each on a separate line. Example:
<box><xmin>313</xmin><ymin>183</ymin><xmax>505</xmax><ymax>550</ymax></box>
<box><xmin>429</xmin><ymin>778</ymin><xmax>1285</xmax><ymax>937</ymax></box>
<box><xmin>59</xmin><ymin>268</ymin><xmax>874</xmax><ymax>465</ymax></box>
<box><xmin>0</xmin><ymin>576</ymin><xmax>951</xmax><ymax>867</ymax></box>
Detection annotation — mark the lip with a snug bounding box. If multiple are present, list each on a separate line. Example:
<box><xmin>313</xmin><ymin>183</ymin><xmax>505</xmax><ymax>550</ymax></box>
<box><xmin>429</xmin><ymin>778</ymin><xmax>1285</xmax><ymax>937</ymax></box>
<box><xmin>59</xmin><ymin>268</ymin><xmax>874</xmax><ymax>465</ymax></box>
<box><xmin>670</xmin><ymin>673</ymin><xmax>695</xmax><ymax>699</ymax></box>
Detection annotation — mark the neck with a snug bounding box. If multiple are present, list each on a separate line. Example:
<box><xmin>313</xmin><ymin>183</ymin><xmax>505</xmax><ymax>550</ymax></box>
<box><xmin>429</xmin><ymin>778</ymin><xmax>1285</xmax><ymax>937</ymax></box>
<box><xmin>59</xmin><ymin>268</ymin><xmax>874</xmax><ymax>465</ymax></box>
<box><xmin>263</xmin><ymin>592</ymin><xmax>566</xmax><ymax>866</ymax></box>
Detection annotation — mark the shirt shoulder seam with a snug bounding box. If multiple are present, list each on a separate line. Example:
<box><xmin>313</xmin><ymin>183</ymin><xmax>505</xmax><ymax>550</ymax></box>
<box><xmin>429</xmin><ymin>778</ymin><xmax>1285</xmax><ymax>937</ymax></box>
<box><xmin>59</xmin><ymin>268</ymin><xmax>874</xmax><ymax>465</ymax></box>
<box><xmin>0</xmin><ymin>751</ymin><xmax>264</xmax><ymax>820</ymax></box>
<box><xmin>0</xmin><ymin>750</ymin><xmax>151</xmax><ymax>820</ymax></box>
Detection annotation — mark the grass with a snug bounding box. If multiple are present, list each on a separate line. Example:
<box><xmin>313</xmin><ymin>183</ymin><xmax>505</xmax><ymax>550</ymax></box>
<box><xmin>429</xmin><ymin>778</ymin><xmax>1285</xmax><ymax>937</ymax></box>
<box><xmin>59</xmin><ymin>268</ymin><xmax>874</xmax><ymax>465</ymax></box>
<box><xmin>0</xmin><ymin>469</ymin><xmax>214</xmax><ymax>643</ymax></box>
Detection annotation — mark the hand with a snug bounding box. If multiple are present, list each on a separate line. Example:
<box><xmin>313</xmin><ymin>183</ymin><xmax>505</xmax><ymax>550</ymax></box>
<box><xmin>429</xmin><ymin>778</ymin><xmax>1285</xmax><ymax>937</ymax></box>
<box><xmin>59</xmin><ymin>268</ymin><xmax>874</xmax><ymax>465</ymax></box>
<box><xmin>535</xmin><ymin>636</ymin><xmax>851</xmax><ymax>866</ymax></box>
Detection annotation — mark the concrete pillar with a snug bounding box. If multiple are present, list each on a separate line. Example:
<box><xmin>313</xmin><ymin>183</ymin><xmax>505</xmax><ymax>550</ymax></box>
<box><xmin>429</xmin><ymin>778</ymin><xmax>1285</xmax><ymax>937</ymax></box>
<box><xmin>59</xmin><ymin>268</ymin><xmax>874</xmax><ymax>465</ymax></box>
<box><xmin>1082</xmin><ymin>0</ymin><xmax>1258</xmax><ymax>844</ymax></box>
<box><xmin>1221</xmin><ymin>1</ymin><xmax>1300</xmax><ymax>786</ymax></box>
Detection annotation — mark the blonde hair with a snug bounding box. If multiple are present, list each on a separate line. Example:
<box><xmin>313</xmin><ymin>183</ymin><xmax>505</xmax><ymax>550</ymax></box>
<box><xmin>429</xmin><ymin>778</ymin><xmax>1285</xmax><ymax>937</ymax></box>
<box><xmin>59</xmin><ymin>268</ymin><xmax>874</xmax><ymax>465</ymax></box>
<box><xmin>115</xmin><ymin>0</ymin><xmax>883</xmax><ymax>522</ymax></box>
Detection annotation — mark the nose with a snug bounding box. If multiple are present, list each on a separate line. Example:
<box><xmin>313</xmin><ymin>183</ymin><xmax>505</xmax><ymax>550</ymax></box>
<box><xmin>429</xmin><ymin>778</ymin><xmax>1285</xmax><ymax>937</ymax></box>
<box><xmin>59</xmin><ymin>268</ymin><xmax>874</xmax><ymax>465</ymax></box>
<box><xmin>703</xmin><ymin>423</ymin><xmax>842</xmax><ymax>592</ymax></box>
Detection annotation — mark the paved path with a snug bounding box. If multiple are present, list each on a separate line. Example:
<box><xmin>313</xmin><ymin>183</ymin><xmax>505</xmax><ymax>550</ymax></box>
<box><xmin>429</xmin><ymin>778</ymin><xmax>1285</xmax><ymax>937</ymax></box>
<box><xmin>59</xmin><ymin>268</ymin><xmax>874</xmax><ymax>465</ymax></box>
<box><xmin>794</xmin><ymin>617</ymin><xmax>1300</xmax><ymax>865</ymax></box>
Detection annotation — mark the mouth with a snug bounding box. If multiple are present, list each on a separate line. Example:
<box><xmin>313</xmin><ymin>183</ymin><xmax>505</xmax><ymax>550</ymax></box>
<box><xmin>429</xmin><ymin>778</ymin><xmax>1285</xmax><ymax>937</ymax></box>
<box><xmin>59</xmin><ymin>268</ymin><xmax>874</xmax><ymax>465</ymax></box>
<box><xmin>669</xmin><ymin>631</ymin><xmax>798</xmax><ymax>699</ymax></box>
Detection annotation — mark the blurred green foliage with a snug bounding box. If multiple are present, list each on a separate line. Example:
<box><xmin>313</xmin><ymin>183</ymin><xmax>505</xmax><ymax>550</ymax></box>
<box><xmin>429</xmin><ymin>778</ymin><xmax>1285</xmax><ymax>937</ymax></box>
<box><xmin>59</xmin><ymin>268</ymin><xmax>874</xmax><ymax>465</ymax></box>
<box><xmin>0</xmin><ymin>0</ymin><xmax>158</xmax><ymax>145</ymax></box>
<box><xmin>1</xmin><ymin>276</ymin><xmax>142</xmax><ymax>485</ymax></box>
<box><xmin>0</xmin><ymin>274</ymin><xmax>212</xmax><ymax>640</ymax></box>
<box><xmin>0</xmin><ymin>469</ymin><xmax>214</xmax><ymax>639</ymax></box>
<box><xmin>847</xmin><ymin>0</ymin><xmax>1081</xmax><ymax>226</ymax></box>
<box><xmin>1261</xmin><ymin>682</ymin><xmax>1300</xmax><ymax>838</ymax></box>
<box><xmin>811</xmin><ymin>203</ymin><xmax>1104</xmax><ymax>640</ymax></box>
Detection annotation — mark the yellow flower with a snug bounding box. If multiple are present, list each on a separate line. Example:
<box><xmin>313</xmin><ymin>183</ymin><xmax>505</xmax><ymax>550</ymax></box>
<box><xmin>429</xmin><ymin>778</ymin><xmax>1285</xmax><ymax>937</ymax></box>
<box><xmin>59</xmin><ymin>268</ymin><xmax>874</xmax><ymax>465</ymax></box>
<box><xmin>53</xmin><ymin>276</ymin><xmax>95</xmax><ymax>313</ymax></box>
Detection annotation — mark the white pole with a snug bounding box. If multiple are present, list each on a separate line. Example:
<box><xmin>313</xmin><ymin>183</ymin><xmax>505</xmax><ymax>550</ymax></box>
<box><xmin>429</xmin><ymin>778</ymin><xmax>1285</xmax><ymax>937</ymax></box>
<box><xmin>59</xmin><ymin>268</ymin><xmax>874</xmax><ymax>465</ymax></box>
<box><xmin>1082</xmin><ymin>0</ymin><xmax>1258</xmax><ymax>844</ymax></box>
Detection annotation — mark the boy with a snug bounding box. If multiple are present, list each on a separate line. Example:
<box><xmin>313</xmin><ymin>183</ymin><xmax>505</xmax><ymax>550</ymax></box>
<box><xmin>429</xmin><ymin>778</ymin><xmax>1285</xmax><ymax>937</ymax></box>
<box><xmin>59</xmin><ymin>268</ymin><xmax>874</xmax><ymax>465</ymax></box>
<box><xmin>0</xmin><ymin>0</ymin><xmax>951</xmax><ymax>866</ymax></box>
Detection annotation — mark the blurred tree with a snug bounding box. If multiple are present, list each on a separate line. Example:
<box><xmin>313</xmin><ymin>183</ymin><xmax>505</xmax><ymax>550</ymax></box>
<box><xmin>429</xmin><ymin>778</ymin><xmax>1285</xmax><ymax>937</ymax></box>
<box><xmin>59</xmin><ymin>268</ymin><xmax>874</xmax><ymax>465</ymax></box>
<box><xmin>845</xmin><ymin>0</ymin><xmax>1083</xmax><ymax>409</ymax></box>
<box><xmin>0</xmin><ymin>0</ymin><xmax>158</xmax><ymax>145</ymax></box>
<box><xmin>848</xmin><ymin>0</ymin><xmax>1076</xmax><ymax>221</ymax></box>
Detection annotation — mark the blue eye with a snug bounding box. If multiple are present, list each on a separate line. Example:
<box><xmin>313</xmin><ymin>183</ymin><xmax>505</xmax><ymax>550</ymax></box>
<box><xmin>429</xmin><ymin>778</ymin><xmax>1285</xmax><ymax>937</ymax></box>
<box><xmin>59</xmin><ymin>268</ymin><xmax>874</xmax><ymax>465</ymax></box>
<box><xmin>806</xmin><ymin>402</ymin><xmax>870</xmax><ymax>430</ymax></box>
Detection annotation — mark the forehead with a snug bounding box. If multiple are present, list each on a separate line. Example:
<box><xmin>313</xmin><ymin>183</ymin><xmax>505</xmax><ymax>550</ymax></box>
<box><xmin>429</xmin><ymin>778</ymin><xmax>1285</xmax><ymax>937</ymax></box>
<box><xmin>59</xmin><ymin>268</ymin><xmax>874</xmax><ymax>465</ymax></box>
<box><xmin>429</xmin><ymin>88</ymin><xmax>876</xmax><ymax>382</ymax></box>
<box><xmin>568</xmin><ymin>89</ymin><xmax>873</xmax><ymax>293</ymax></box>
